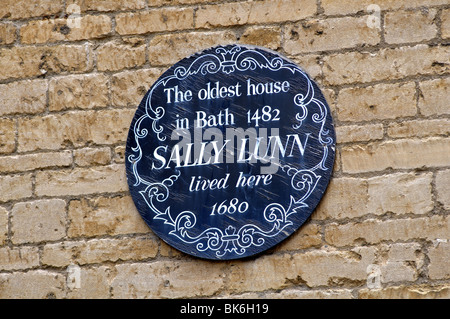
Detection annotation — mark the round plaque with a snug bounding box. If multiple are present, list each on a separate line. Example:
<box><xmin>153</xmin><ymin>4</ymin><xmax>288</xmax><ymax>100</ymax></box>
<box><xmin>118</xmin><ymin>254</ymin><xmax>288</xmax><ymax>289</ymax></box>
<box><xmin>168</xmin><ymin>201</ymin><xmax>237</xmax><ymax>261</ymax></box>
<box><xmin>125</xmin><ymin>44</ymin><xmax>335</xmax><ymax>260</ymax></box>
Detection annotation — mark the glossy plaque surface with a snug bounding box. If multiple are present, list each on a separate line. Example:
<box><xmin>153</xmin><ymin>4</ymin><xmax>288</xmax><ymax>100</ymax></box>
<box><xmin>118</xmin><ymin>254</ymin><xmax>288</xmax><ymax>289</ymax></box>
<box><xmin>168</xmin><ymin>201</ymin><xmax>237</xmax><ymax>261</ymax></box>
<box><xmin>125</xmin><ymin>45</ymin><xmax>335</xmax><ymax>260</ymax></box>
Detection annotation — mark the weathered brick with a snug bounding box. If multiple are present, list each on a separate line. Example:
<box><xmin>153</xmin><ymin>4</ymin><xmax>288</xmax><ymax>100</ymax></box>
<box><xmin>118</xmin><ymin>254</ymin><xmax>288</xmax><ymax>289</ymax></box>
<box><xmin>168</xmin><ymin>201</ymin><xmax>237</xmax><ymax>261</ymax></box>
<box><xmin>67</xmin><ymin>0</ymin><xmax>146</xmax><ymax>12</ymax></box>
<box><xmin>11</xmin><ymin>199</ymin><xmax>67</xmax><ymax>244</ymax></box>
<box><xmin>296</xmin><ymin>247</ymin><xmax>377</xmax><ymax>288</ymax></box>
<box><xmin>96</xmin><ymin>40</ymin><xmax>146</xmax><ymax>72</ymax></box>
<box><xmin>381</xmin><ymin>243</ymin><xmax>424</xmax><ymax>265</ymax></box>
<box><xmin>111</xmin><ymin>68</ymin><xmax>164</xmax><ymax>107</ymax></box>
<box><xmin>81</xmin><ymin>109</ymin><xmax>135</xmax><ymax>145</ymax></box>
<box><xmin>0</xmin><ymin>22</ymin><xmax>16</xmax><ymax>45</ymax></box>
<box><xmin>436</xmin><ymin>169</ymin><xmax>450</xmax><ymax>209</ymax></box>
<box><xmin>115</xmin><ymin>8</ymin><xmax>194</xmax><ymax>35</ymax></box>
<box><xmin>228</xmin><ymin>254</ymin><xmax>299</xmax><ymax>292</ymax></box>
<box><xmin>196</xmin><ymin>0</ymin><xmax>316</xmax><ymax>28</ymax></box>
<box><xmin>66</xmin><ymin>266</ymin><xmax>112</xmax><ymax>299</ymax></box>
<box><xmin>85</xmin><ymin>108</ymin><xmax>135</xmax><ymax>145</ymax></box>
<box><xmin>49</xmin><ymin>74</ymin><xmax>109</xmax><ymax>111</ymax></box>
<box><xmin>0</xmin><ymin>151</ymin><xmax>72</xmax><ymax>173</ymax></box>
<box><xmin>74</xmin><ymin>147</ymin><xmax>111</xmax><ymax>167</ymax></box>
<box><xmin>68</xmin><ymin>195</ymin><xmax>149</xmax><ymax>238</ymax></box>
<box><xmin>359</xmin><ymin>284</ymin><xmax>450</xmax><ymax>299</ymax></box>
<box><xmin>284</xmin><ymin>16</ymin><xmax>380</xmax><ymax>54</ymax></box>
<box><xmin>0</xmin><ymin>206</ymin><xmax>6</xmax><ymax>245</ymax></box>
<box><xmin>442</xmin><ymin>9</ymin><xmax>450</xmax><ymax>39</ymax></box>
<box><xmin>337</xmin><ymin>82</ymin><xmax>417</xmax><ymax>122</ymax></box>
<box><xmin>0</xmin><ymin>45</ymin><xmax>91</xmax><ymax>81</ymax></box>
<box><xmin>196</xmin><ymin>1</ymin><xmax>249</xmax><ymax>28</ymax></box>
<box><xmin>384</xmin><ymin>9</ymin><xmax>438</xmax><ymax>44</ymax></box>
<box><xmin>321</xmin><ymin>0</ymin><xmax>449</xmax><ymax>15</ymax></box>
<box><xmin>248</xmin><ymin>0</ymin><xmax>316</xmax><ymax>24</ymax></box>
<box><xmin>289</xmin><ymin>55</ymin><xmax>323</xmax><ymax>81</ymax></box>
<box><xmin>315</xmin><ymin>172</ymin><xmax>431</xmax><ymax>220</ymax></box>
<box><xmin>45</xmin><ymin>44</ymin><xmax>92</xmax><ymax>75</ymax></box>
<box><xmin>0</xmin><ymin>270</ymin><xmax>65</xmax><ymax>299</ymax></box>
<box><xmin>113</xmin><ymin>146</ymin><xmax>126</xmax><ymax>163</ymax></box>
<box><xmin>341</xmin><ymin>137</ymin><xmax>450</xmax><ymax>173</ymax></box>
<box><xmin>159</xmin><ymin>240</ymin><xmax>185</xmax><ymax>258</ymax></box>
<box><xmin>331</xmin><ymin>146</ymin><xmax>341</xmax><ymax>175</ymax></box>
<box><xmin>325</xmin><ymin>215</ymin><xmax>449</xmax><ymax>247</ymax></box>
<box><xmin>239</xmin><ymin>26</ymin><xmax>281</xmax><ymax>50</ymax></box>
<box><xmin>0</xmin><ymin>246</ymin><xmax>39</xmax><ymax>271</ymax></box>
<box><xmin>322</xmin><ymin>44</ymin><xmax>450</xmax><ymax>85</ymax></box>
<box><xmin>313</xmin><ymin>177</ymin><xmax>368</xmax><ymax>220</ymax></box>
<box><xmin>262</xmin><ymin>288</ymin><xmax>354</xmax><ymax>299</ymax></box>
<box><xmin>428</xmin><ymin>241</ymin><xmax>450</xmax><ymax>279</ymax></box>
<box><xmin>18</xmin><ymin>109</ymin><xmax>135</xmax><ymax>152</ymax></box>
<box><xmin>111</xmin><ymin>261</ymin><xmax>225</xmax><ymax>298</ymax></box>
<box><xmin>152</xmin><ymin>0</ymin><xmax>212</xmax><ymax>5</ymax></box>
<box><xmin>0</xmin><ymin>118</ymin><xmax>15</xmax><ymax>154</ymax></box>
<box><xmin>0</xmin><ymin>79</ymin><xmax>48</xmax><ymax>116</ymax></box>
<box><xmin>336</xmin><ymin>124</ymin><xmax>384</xmax><ymax>143</ymax></box>
<box><xmin>378</xmin><ymin>243</ymin><xmax>424</xmax><ymax>283</ymax></box>
<box><xmin>367</xmin><ymin>173</ymin><xmax>433</xmax><ymax>216</ymax></box>
<box><xmin>228</xmin><ymin>247</ymin><xmax>376</xmax><ymax>291</ymax></box>
<box><xmin>18</xmin><ymin>114</ymin><xmax>79</xmax><ymax>151</ymax></box>
<box><xmin>0</xmin><ymin>0</ymin><xmax>63</xmax><ymax>20</ymax></box>
<box><xmin>418</xmin><ymin>77</ymin><xmax>450</xmax><ymax>116</ymax></box>
<box><xmin>42</xmin><ymin>237</ymin><xmax>158</xmax><ymax>267</ymax></box>
<box><xmin>148</xmin><ymin>31</ymin><xmax>236</xmax><ymax>66</ymax></box>
<box><xmin>388</xmin><ymin>119</ymin><xmax>450</xmax><ymax>138</ymax></box>
<box><xmin>41</xmin><ymin>243</ymin><xmax>75</xmax><ymax>268</ymax></box>
<box><xmin>20</xmin><ymin>15</ymin><xmax>111</xmax><ymax>44</ymax></box>
<box><xmin>35</xmin><ymin>164</ymin><xmax>127</xmax><ymax>197</ymax></box>
<box><xmin>79</xmin><ymin>237</ymin><xmax>158</xmax><ymax>264</ymax></box>
<box><xmin>275</xmin><ymin>223</ymin><xmax>322</xmax><ymax>251</ymax></box>
<box><xmin>0</xmin><ymin>174</ymin><xmax>32</xmax><ymax>203</ymax></box>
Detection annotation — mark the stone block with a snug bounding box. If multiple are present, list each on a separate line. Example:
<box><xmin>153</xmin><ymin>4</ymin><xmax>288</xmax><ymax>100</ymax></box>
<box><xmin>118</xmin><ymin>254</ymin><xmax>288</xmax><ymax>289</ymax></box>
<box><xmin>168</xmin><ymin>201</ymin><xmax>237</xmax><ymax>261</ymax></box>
<box><xmin>341</xmin><ymin>137</ymin><xmax>450</xmax><ymax>173</ymax></box>
<box><xmin>67</xmin><ymin>195</ymin><xmax>149</xmax><ymax>237</ymax></box>
<box><xmin>384</xmin><ymin>9</ymin><xmax>438</xmax><ymax>44</ymax></box>
<box><xmin>11</xmin><ymin>199</ymin><xmax>67</xmax><ymax>244</ymax></box>
<box><xmin>0</xmin><ymin>270</ymin><xmax>65</xmax><ymax>299</ymax></box>
<box><xmin>284</xmin><ymin>16</ymin><xmax>380</xmax><ymax>54</ymax></box>
<box><xmin>35</xmin><ymin>164</ymin><xmax>127</xmax><ymax>197</ymax></box>
<box><xmin>49</xmin><ymin>74</ymin><xmax>109</xmax><ymax>111</ymax></box>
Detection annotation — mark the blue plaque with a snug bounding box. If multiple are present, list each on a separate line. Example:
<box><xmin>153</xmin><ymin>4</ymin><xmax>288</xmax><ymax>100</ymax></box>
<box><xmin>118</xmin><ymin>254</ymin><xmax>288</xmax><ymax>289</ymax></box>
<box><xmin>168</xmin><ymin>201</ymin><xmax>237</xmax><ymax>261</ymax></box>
<box><xmin>125</xmin><ymin>44</ymin><xmax>335</xmax><ymax>260</ymax></box>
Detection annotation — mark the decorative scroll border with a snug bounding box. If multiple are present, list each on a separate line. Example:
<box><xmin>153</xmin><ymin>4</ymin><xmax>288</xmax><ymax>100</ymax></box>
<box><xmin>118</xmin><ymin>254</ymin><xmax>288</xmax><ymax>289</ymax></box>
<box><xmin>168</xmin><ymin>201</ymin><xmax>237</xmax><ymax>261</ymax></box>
<box><xmin>127</xmin><ymin>45</ymin><xmax>334</xmax><ymax>259</ymax></box>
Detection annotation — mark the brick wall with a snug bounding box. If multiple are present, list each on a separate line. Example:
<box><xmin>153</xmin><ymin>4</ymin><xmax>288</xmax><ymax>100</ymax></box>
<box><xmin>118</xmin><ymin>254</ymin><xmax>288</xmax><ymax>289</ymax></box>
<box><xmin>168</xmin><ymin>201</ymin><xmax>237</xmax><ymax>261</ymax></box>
<box><xmin>0</xmin><ymin>0</ymin><xmax>449</xmax><ymax>299</ymax></box>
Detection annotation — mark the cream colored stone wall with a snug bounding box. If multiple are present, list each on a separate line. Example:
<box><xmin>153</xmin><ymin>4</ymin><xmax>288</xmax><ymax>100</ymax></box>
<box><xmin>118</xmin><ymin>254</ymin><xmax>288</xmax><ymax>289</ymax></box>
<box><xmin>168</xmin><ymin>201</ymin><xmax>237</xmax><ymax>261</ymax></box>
<box><xmin>0</xmin><ymin>0</ymin><xmax>449</xmax><ymax>299</ymax></box>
